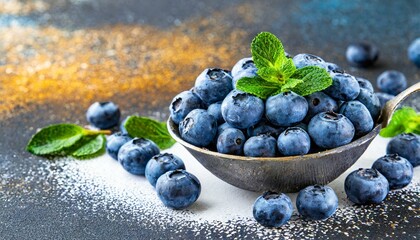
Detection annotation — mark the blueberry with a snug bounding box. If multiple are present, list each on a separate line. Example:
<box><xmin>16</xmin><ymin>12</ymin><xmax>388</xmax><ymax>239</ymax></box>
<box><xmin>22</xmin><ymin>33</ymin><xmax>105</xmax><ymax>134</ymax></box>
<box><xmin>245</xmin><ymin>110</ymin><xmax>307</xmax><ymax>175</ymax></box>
<box><xmin>247</xmin><ymin>118</ymin><xmax>283</xmax><ymax>138</ymax></box>
<box><xmin>207</xmin><ymin>101</ymin><xmax>224</xmax><ymax>124</ymax></box>
<box><xmin>308</xmin><ymin>112</ymin><xmax>355</xmax><ymax>149</ymax></box>
<box><xmin>372</xmin><ymin>154</ymin><xmax>413</xmax><ymax>189</ymax></box>
<box><xmin>356</xmin><ymin>77</ymin><xmax>374</xmax><ymax>92</ymax></box>
<box><xmin>156</xmin><ymin>169</ymin><xmax>201</xmax><ymax>210</ymax></box>
<box><xmin>344</xmin><ymin>168</ymin><xmax>389</xmax><ymax>205</ymax></box>
<box><xmin>339</xmin><ymin>101</ymin><xmax>374</xmax><ymax>137</ymax></box>
<box><xmin>244</xmin><ymin>135</ymin><xmax>277</xmax><ymax>157</ymax></box>
<box><xmin>106</xmin><ymin>132</ymin><xmax>132</xmax><ymax>160</ymax></box>
<box><xmin>293</xmin><ymin>53</ymin><xmax>325</xmax><ymax>68</ymax></box>
<box><xmin>216</xmin><ymin>128</ymin><xmax>246</xmax><ymax>155</ymax></box>
<box><xmin>217</xmin><ymin>122</ymin><xmax>235</xmax><ymax>138</ymax></box>
<box><xmin>118</xmin><ymin>138</ymin><xmax>160</xmax><ymax>175</ymax></box>
<box><xmin>169</xmin><ymin>90</ymin><xmax>204</xmax><ymax>124</ymax></box>
<box><xmin>277</xmin><ymin>127</ymin><xmax>310</xmax><ymax>156</ymax></box>
<box><xmin>304</xmin><ymin>91</ymin><xmax>338</xmax><ymax>123</ymax></box>
<box><xmin>86</xmin><ymin>101</ymin><xmax>121</xmax><ymax>129</ymax></box>
<box><xmin>375</xmin><ymin>92</ymin><xmax>394</xmax><ymax>108</ymax></box>
<box><xmin>323</xmin><ymin>62</ymin><xmax>344</xmax><ymax>73</ymax></box>
<box><xmin>356</xmin><ymin>88</ymin><xmax>381</xmax><ymax>121</ymax></box>
<box><xmin>179</xmin><ymin>109</ymin><xmax>217</xmax><ymax>147</ymax></box>
<box><xmin>253</xmin><ymin>191</ymin><xmax>293</xmax><ymax>227</ymax></box>
<box><xmin>120</xmin><ymin>116</ymin><xmax>129</xmax><ymax>133</ymax></box>
<box><xmin>266</xmin><ymin>91</ymin><xmax>308</xmax><ymax>127</ymax></box>
<box><xmin>231</xmin><ymin>57</ymin><xmax>256</xmax><ymax>78</ymax></box>
<box><xmin>408</xmin><ymin>38</ymin><xmax>420</xmax><ymax>68</ymax></box>
<box><xmin>345</xmin><ymin>42</ymin><xmax>379</xmax><ymax>67</ymax></box>
<box><xmin>221</xmin><ymin>90</ymin><xmax>264</xmax><ymax>129</ymax></box>
<box><xmin>293</xmin><ymin>122</ymin><xmax>308</xmax><ymax>132</ymax></box>
<box><xmin>324</xmin><ymin>72</ymin><xmax>360</xmax><ymax>101</ymax></box>
<box><xmin>377</xmin><ymin>70</ymin><xmax>407</xmax><ymax>95</ymax></box>
<box><xmin>296</xmin><ymin>185</ymin><xmax>338</xmax><ymax>220</ymax></box>
<box><xmin>232</xmin><ymin>67</ymin><xmax>258</xmax><ymax>89</ymax></box>
<box><xmin>387</xmin><ymin>133</ymin><xmax>420</xmax><ymax>167</ymax></box>
<box><xmin>194</xmin><ymin>68</ymin><xmax>233</xmax><ymax>105</ymax></box>
<box><xmin>145</xmin><ymin>153</ymin><xmax>186</xmax><ymax>187</ymax></box>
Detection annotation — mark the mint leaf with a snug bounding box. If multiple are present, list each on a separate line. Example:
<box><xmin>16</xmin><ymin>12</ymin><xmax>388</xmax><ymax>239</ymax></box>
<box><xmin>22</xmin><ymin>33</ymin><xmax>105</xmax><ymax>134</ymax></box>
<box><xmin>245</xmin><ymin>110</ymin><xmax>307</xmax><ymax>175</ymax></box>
<box><xmin>236</xmin><ymin>76</ymin><xmax>282</xmax><ymax>99</ymax></box>
<box><xmin>290</xmin><ymin>66</ymin><xmax>332</xmax><ymax>96</ymax></box>
<box><xmin>380</xmin><ymin>107</ymin><xmax>420</xmax><ymax>137</ymax></box>
<box><xmin>71</xmin><ymin>135</ymin><xmax>106</xmax><ymax>159</ymax></box>
<box><xmin>251</xmin><ymin>32</ymin><xmax>285</xmax><ymax>70</ymax></box>
<box><xmin>280</xmin><ymin>78</ymin><xmax>303</xmax><ymax>92</ymax></box>
<box><xmin>124</xmin><ymin>116</ymin><xmax>176</xmax><ymax>149</ymax></box>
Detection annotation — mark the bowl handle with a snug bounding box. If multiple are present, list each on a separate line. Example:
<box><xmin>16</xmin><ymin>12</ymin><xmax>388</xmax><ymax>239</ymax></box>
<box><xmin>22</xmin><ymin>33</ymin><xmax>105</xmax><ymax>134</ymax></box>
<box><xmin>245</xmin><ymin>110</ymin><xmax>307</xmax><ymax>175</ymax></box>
<box><xmin>380</xmin><ymin>82</ymin><xmax>420</xmax><ymax>128</ymax></box>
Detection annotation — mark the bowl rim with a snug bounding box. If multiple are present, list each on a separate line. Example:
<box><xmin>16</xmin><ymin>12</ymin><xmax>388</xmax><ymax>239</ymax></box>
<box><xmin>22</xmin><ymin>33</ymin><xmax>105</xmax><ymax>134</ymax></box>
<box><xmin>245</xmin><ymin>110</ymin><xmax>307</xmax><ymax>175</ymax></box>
<box><xmin>167</xmin><ymin>118</ymin><xmax>381</xmax><ymax>162</ymax></box>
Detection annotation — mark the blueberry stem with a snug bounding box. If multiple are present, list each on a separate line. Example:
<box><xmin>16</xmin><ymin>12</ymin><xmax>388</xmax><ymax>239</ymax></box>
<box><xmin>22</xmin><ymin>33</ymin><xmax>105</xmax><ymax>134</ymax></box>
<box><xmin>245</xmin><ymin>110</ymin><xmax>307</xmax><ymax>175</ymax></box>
<box><xmin>84</xmin><ymin>129</ymin><xmax>112</xmax><ymax>135</ymax></box>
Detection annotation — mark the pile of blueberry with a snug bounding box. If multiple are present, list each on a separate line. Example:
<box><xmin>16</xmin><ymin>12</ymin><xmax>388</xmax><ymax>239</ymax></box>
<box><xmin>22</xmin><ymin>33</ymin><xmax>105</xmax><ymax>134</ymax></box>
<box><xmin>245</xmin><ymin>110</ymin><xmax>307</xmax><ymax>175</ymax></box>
<box><xmin>170</xmin><ymin>54</ymin><xmax>387</xmax><ymax>157</ymax></box>
<box><xmin>86</xmin><ymin>101</ymin><xmax>201</xmax><ymax>210</ymax></box>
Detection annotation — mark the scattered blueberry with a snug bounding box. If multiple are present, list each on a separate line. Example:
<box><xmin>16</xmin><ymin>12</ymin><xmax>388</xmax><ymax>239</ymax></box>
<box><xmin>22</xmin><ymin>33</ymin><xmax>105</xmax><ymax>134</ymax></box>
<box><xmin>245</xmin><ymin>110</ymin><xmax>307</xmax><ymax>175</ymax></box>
<box><xmin>179</xmin><ymin>109</ymin><xmax>217</xmax><ymax>147</ymax></box>
<box><xmin>339</xmin><ymin>101</ymin><xmax>374</xmax><ymax>137</ymax></box>
<box><xmin>207</xmin><ymin>101</ymin><xmax>224</xmax><ymax>124</ymax></box>
<box><xmin>277</xmin><ymin>127</ymin><xmax>310</xmax><ymax>156</ymax></box>
<box><xmin>293</xmin><ymin>53</ymin><xmax>325</xmax><ymax>68</ymax></box>
<box><xmin>323</xmin><ymin>62</ymin><xmax>343</xmax><ymax>73</ymax></box>
<box><xmin>344</xmin><ymin>168</ymin><xmax>389</xmax><ymax>205</ymax></box>
<box><xmin>118</xmin><ymin>138</ymin><xmax>160</xmax><ymax>175</ymax></box>
<box><xmin>156</xmin><ymin>169</ymin><xmax>201</xmax><ymax>210</ymax></box>
<box><xmin>372</xmin><ymin>154</ymin><xmax>413</xmax><ymax>189</ymax></box>
<box><xmin>253</xmin><ymin>191</ymin><xmax>293</xmax><ymax>227</ymax></box>
<box><xmin>217</xmin><ymin>128</ymin><xmax>246</xmax><ymax>155</ymax></box>
<box><xmin>356</xmin><ymin>88</ymin><xmax>381</xmax><ymax>121</ymax></box>
<box><xmin>243</xmin><ymin>135</ymin><xmax>277</xmax><ymax>157</ymax></box>
<box><xmin>387</xmin><ymin>133</ymin><xmax>420</xmax><ymax>167</ymax></box>
<box><xmin>345</xmin><ymin>42</ymin><xmax>379</xmax><ymax>67</ymax></box>
<box><xmin>375</xmin><ymin>92</ymin><xmax>394</xmax><ymax>108</ymax></box>
<box><xmin>231</xmin><ymin>57</ymin><xmax>256</xmax><ymax>78</ymax></box>
<box><xmin>377</xmin><ymin>70</ymin><xmax>407</xmax><ymax>95</ymax></box>
<box><xmin>221</xmin><ymin>90</ymin><xmax>264</xmax><ymax>129</ymax></box>
<box><xmin>324</xmin><ymin>72</ymin><xmax>360</xmax><ymax>101</ymax></box>
<box><xmin>169</xmin><ymin>90</ymin><xmax>204</xmax><ymax>124</ymax></box>
<box><xmin>106</xmin><ymin>132</ymin><xmax>132</xmax><ymax>160</ymax></box>
<box><xmin>145</xmin><ymin>153</ymin><xmax>186</xmax><ymax>187</ymax></box>
<box><xmin>304</xmin><ymin>91</ymin><xmax>338</xmax><ymax>122</ymax></box>
<box><xmin>247</xmin><ymin>118</ymin><xmax>283</xmax><ymax>138</ymax></box>
<box><xmin>194</xmin><ymin>68</ymin><xmax>233</xmax><ymax>105</ymax></box>
<box><xmin>86</xmin><ymin>101</ymin><xmax>121</xmax><ymax>129</ymax></box>
<box><xmin>408</xmin><ymin>38</ymin><xmax>420</xmax><ymax>68</ymax></box>
<box><xmin>356</xmin><ymin>77</ymin><xmax>374</xmax><ymax>92</ymax></box>
<box><xmin>266</xmin><ymin>91</ymin><xmax>308</xmax><ymax>127</ymax></box>
<box><xmin>296</xmin><ymin>185</ymin><xmax>338</xmax><ymax>220</ymax></box>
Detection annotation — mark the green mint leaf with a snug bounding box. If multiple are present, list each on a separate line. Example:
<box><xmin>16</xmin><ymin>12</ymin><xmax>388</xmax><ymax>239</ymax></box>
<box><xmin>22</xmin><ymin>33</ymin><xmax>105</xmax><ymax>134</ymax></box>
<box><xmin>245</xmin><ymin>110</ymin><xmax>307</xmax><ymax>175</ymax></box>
<box><xmin>26</xmin><ymin>124</ymin><xmax>85</xmax><ymax>155</ymax></box>
<box><xmin>279</xmin><ymin>57</ymin><xmax>297</xmax><ymax>79</ymax></box>
<box><xmin>280</xmin><ymin>78</ymin><xmax>304</xmax><ymax>92</ymax></box>
<box><xmin>71</xmin><ymin>135</ymin><xmax>106</xmax><ymax>159</ymax></box>
<box><xmin>251</xmin><ymin>32</ymin><xmax>285</xmax><ymax>70</ymax></box>
<box><xmin>257</xmin><ymin>67</ymin><xmax>285</xmax><ymax>83</ymax></box>
<box><xmin>380</xmin><ymin>107</ymin><xmax>420</xmax><ymax>137</ymax></box>
<box><xmin>124</xmin><ymin>116</ymin><xmax>175</xmax><ymax>149</ymax></box>
<box><xmin>236</xmin><ymin>76</ymin><xmax>282</xmax><ymax>99</ymax></box>
<box><xmin>289</xmin><ymin>66</ymin><xmax>332</xmax><ymax>96</ymax></box>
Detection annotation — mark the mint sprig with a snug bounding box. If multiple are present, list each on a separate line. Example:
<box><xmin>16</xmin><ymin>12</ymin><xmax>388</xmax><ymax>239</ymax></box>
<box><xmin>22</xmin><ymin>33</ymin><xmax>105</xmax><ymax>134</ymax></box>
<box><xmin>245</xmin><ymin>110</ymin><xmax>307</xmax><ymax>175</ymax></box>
<box><xmin>380</xmin><ymin>107</ymin><xmax>420</xmax><ymax>137</ymax></box>
<box><xmin>124</xmin><ymin>116</ymin><xmax>175</xmax><ymax>150</ymax></box>
<box><xmin>236</xmin><ymin>32</ymin><xmax>332</xmax><ymax>99</ymax></box>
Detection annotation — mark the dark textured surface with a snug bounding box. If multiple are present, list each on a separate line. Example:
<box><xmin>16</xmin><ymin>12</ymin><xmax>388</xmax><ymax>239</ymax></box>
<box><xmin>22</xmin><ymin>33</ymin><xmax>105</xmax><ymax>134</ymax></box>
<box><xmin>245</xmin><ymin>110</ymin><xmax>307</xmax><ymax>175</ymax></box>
<box><xmin>0</xmin><ymin>0</ymin><xmax>419</xmax><ymax>239</ymax></box>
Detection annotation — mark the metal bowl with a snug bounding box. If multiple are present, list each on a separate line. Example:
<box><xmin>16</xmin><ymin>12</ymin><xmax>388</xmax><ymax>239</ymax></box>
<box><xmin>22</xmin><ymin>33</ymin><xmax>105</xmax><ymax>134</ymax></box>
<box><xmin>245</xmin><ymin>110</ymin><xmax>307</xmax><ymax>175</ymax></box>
<box><xmin>167</xmin><ymin>83</ymin><xmax>419</xmax><ymax>192</ymax></box>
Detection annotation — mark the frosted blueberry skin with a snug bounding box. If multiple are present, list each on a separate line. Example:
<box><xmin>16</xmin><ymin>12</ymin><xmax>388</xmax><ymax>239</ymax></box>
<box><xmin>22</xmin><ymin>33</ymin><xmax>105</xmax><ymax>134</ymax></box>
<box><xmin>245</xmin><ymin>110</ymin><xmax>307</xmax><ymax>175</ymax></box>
<box><xmin>244</xmin><ymin>135</ymin><xmax>277</xmax><ymax>157</ymax></box>
<box><xmin>375</xmin><ymin>92</ymin><xmax>394</xmax><ymax>108</ymax></box>
<box><xmin>247</xmin><ymin>118</ymin><xmax>284</xmax><ymax>138</ymax></box>
<box><xmin>356</xmin><ymin>88</ymin><xmax>381</xmax><ymax>121</ymax></box>
<box><xmin>277</xmin><ymin>127</ymin><xmax>311</xmax><ymax>156</ymax></box>
<box><xmin>221</xmin><ymin>90</ymin><xmax>264</xmax><ymax>129</ymax></box>
<box><xmin>207</xmin><ymin>101</ymin><xmax>224</xmax><ymax>124</ymax></box>
<box><xmin>323</xmin><ymin>62</ymin><xmax>343</xmax><ymax>73</ymax></box>
<box><xmin>304</xmin><ymin>91</ymin><xmax>338</xmax><ymax>123</ymax></box>
<box><xmin>120</xmin><ymin>116</ymin><xmax>129</xmax><ymax>134</ymax></box>
<box><xmin>86</xmin><ymin>101</ymin><xmax>121</xmax><ymax>129</ymax></box>
<box><xmin>231</xmin><ymin>67</ymin><xmax>258</xmax><ymax>89</ymax></box>
<box><xmin>118</xmin><ymin>138</ymin><xmax>160</xmax><ymax>176</ymax></box>
<box><xmin>169</xmin><ymin>90</ymin><xmax>204</xmax><ymax>125</ymax></box>
<box><xmin>145</xmin><ymin>153</ymin><xmax>186</xmax><ymax>187</ymax></box>
<box><xmin>194</xmin><ymin>68</ymin><xmax>233</xmax><ymax>105</ymax></box>
<box><xmin>156</xmin><ymin>170</ymin><xmax>201</xmax><ymax>210</ymax></box>
<box><xmin>253</xmin><ymin>191</ymin><xmax>293</xmax><ymax>228</ymax></box>
<box><xmin>308</xmin><ymin>112</ymin><xmax>355</xmax><ymax>149</ymax></box>
<box><xmin>387</xmin><ymin>133</ymin><xmax>420</xmax><ymax>167</ymax></box>
<box><xmin>296</xmin><ymin>185</ymin><xmax>338</xmax><ymax>220</ymax></box>
<box><xmin>106</xmin><ymin>132</ymin><xmax>132</xmax><ymax>160</ymax></box>
<box><xmin>344</xmin><ymin>168</ymin><xmax>389</xmax><ymax>205</ymax></box>
<box><xmin>376</xmin><ymin>70</ymin><xmax>407</xmax><ymax>95</ymax></box>
<box><xmin>339</xmin><ymin>101</ymin><xmax>374</xmax><ymax>138</ymax></box>
<box><xmin>216</xmin><ymin>128</ymin><xmax>246</xmax><ymax>155</ymax></box>
<box><xmin>356</xmin><ymin>77</ymin><xmax>374</xmax><ymax>92</ymax></box>
<box><xmin>179</xmin><ymin>109</ymin><xmax>217</xmax><ymax>147</ymax></box>
<box><xmin>292</xmin><ymin>53</ymin><xmax>325</xmax><ymax>68</ymax></box>
<box><xmin>408</xmin><ymin>38</ymin><xmax>420</xmax><ymax>68</ymax></box>
<box><xmin>345</xmin><ymin>42</ymin><xmax>379</xmax><ymax>67</ymax></box>
<box><xmin>266</xmin><ymin>91</ymin><xmax>308</xmax><ymax>127</ymax></box>
<box><xmin>324</xmin><ymin>72</ymin><xmax>360</xmax><ymax>101</ymax></box>
<box><xmin>372</xmin><ymin>154</ymin><xmax>413</xmax><ymax>189</ymax></box>
<box><xmin>231</xmin><ymin>57</ymin><xmax>256</xmax><ymax>78</ymax></box>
